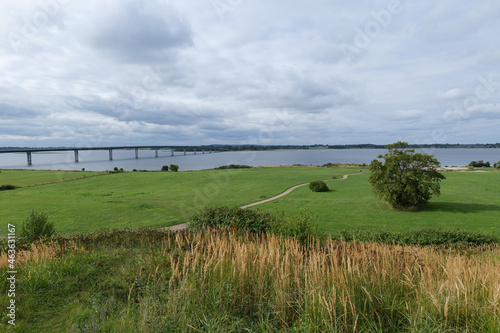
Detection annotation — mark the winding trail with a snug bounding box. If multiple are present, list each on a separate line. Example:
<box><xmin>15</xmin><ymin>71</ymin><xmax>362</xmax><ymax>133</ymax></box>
<box><xmin>167</xmin><ymin>172</ymin><xmax>362</xmax><ymax>231</ymax></box>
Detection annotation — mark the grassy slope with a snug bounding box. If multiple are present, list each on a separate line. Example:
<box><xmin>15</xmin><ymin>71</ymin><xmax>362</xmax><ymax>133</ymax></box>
<box><xmin>1</xmin><ymin>229</ymin><xmax>498</xmax><ymax>332</ymax></box>
<box><xmin>1</xmin><ymin>168</ymin><xmax>499</xmax><ymax>235</ymax></box>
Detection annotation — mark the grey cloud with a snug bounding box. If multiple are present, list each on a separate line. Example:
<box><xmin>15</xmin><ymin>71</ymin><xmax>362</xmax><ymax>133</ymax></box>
<box><xmin>1</xmin><ymin>0</ymin><xmax>500</xmax><ymax>146</ymax></box>
<box><xmin>87</xmin><ymin>1</ymin><xmax>192</xmax><ymax>62</ymax></box>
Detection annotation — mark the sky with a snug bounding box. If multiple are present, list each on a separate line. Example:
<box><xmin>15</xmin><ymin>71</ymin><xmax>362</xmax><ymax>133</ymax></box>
<box><xmin>1</xmin><ymin>0</ymin><xmax>499</xmax><ymax>147</ymax></box>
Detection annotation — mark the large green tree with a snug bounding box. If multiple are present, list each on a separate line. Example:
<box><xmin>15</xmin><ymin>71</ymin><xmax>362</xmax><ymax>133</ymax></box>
<box><xmin>369</xmin><ymin>141</ymin><xmax>445</xmax><ymax>209</ymax></box>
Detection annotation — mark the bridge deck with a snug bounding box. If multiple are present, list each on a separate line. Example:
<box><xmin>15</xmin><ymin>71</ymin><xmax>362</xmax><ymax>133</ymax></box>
<box><xmin>0</xmin><ymin>146</ymin><xmax>227</xmax><ymax>165</ymax></box>
<box><xmin>0</xmin><ymin>146</ymin><xmax>225</xmax><ymax>153</ymax></box>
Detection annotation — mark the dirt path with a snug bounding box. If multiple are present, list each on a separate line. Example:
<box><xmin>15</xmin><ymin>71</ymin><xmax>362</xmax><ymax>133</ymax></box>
<box><xmin>19</xmin><ymin>173</ymin><xmax>109</xmax><ymax>188</ymax></box>
<box><xmin>166</xmin><ymin>173</ymin><xmax>361</xmax><ymax>231</ymax></box>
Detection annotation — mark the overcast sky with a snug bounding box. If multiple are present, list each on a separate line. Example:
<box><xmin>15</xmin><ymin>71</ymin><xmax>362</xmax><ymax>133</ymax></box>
<box><xmin>1</xmin><ymin>0</ymin><xmax>499</xmax><ymax>147</ymax></box>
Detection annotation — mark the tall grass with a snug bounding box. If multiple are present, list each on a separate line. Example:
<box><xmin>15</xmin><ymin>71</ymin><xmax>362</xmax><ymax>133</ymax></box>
<box><xmin>1</xmin><ymin>229</ymin><xmax>499</xmax><ymax>332</ymax></box>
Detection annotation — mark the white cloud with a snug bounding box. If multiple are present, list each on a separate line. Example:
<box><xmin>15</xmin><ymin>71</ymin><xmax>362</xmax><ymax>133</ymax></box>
<box><xmin>437</xmin><ymin>88</ymin><xmax>468</xmax><ymax>100</ymax></box>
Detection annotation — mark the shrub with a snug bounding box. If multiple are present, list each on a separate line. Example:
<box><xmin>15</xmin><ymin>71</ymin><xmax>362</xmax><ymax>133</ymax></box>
<box><xmin>215</xmin><ymin>164</ymin><xmax>252</xmax><ymax>169</ymax></box>
<box><xmin>189</xmin><ymin>206</ymin><xmax>276</xmax><ymax>233</ymax></box>
<box><xmin>161</xmin><ymin>165</ymin><xmax>169</xmax><ymax>171</ymax></box>
<box><xmin>493</xmin><ymin>161</ymin><xmax>500</xmax><ymax>169</ymax></box>
<box><xmin>0</xmin><ymin>184</ymin><xmax>17</xmax><ymax>191</ymax></box>
<box><xmin>110</xmin><ymin>167</ymin><xmax>124</xmax><ymax>174</ymax></box>
<box><xmin>267</xmin><ymin>209</ymin><xmax>324</xmax><ymax>245</ymax></box>
<box><xmin>309</xmin><ymin>180</ymin><xmax>329</xmax><ymax>192</ymax></box>
<box><xmin>169</xmin><ymin>164</ymin><xmax>179</xmax><ymax>172</ymax></box>
<box><xmin>189</xmin><ymin>206</ymin><xmax>323</xmax><ymax>246</ymax></box>
<box><xmin>20</xmin><ymin>210</ymin><xmax>56</xmax><ymax>243</ymax></box>
<box><xmin>468</xmin><ymin>160</ymin><xmax>490</xmax><ymax>167</ymax></box>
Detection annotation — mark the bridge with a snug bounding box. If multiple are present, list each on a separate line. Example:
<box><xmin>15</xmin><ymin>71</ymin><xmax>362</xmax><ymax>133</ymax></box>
<box><xmin>0</xmin><ymin>146</ymin><xmax>228</xmax><ymax>165</ymax></box>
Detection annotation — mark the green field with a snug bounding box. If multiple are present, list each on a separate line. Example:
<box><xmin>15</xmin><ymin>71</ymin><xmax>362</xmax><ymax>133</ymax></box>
<box><xmin>1</xmin><ymin>167</ymin><xmax>499</xmax><ymax>235</ymax></box>
<box><xmin>256</xmin><ymin>170</ymin><xmax>500</xmax><ymax>235</ymax></box>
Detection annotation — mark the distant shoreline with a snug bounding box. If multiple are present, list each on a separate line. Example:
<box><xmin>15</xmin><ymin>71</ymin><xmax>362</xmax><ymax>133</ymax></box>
<box><xmin>2</xmin><ymin>144</ymin><xmax>500</xmax><ymax>152</ymax></box>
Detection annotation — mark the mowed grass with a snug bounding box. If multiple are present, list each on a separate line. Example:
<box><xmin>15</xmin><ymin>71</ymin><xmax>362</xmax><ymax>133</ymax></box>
<box><xmin>255</xmin><ymin>170</ymin><xmax>500</xmax><ymax>235</ymax></box>
<box><xmin>1</xmin><ymin>167</ymin><xmax>499</xmax><ymax>235</ymax></box>
<box><xmin>0</xmin><ymin>167</ymin><xmax>355</xmax><ymax>234</ymax></box>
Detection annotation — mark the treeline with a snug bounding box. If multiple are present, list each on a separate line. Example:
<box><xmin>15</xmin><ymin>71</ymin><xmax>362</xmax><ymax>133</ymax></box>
<box><xmin>326</xmin><ymin>143</ymin><xmax>500</xmax><ymax>149</ymax></box>
<box><xmin>214</xmin><ymin>143</ymin><xmax>500</xmax><ymax>151</ymax></box>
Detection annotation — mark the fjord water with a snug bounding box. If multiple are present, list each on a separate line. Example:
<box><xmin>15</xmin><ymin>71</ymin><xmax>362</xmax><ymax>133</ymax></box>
<box><xmin>0</xmin><ymin>149</ymin><xmax>499</xmax><ymax>171</ymax></box>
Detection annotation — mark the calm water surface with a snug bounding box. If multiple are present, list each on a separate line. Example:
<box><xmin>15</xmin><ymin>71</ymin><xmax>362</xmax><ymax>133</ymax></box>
<box><xmin>0</xmin><ymin>149</ymin><xmax>499</xmax><ymax>172</ymax></box>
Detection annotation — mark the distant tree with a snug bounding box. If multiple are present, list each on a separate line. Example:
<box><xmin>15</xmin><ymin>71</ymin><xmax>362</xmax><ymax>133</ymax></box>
<box><xmin>169</xmin><ymin>164</ymin><xmax>179</xmax><ymax>172</ymax></box>
<box><xmin>468</xmin><ymin>160</ymin><xmax>490</xmax><ymax>168</ymax></box>
<box><xmin>369</xmin><ymin>141</ymin><xmax>445</xmax><ymax>209</ymax></box>
<box><xmin>161</xmin><ymin>165</ymin><xmax>169</xmax><ymax>172</ymax></box>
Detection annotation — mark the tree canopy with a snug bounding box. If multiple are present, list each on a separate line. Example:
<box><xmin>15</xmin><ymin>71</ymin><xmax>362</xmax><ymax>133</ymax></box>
<box><xmin>369</xmin><ymin>141</ymin><xmax>445</xmax><ymax>209</ymax></box>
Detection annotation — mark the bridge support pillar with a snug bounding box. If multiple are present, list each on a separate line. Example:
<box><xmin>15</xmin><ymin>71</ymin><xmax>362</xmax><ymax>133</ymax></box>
<box><xmin>194</xmin><ymin>148</ymin><xmax>196</xmax><ymax>155</ymax></box>
<box><xmin>171</xmin><ymin>149</ymin><xmax>174</xmax><ymax>156</ymax></box>
<box><xmin>202</xmin><ymin>149</ymin><xmax>205</xmax><ymax>154</ymax></box>
<box><xmin>27</xmin><ymin>152</ymin><xmax>32</xmax><ymax>165</ymax></box>
<box><xmin>74</xmin><ymin>150</ymin><xmax>79</xmax><ymax>163</ymax></box>
<box><xmin>109</xmin><ymin>149</ymin><xmax>113</xmax><ymax>160</ymax></box>
<box><xmin>184</xmin><ymin>148</ymin><xmax>186</xmax><ymax>155</ymax></box>
<box><xmin>135</xmin><ymin>148</ymin><xmax>139</xmax><ymax>159</ymax></box>
<box><xmin>155</xmin><ymin>148</ymin><xmax>159</xmax><ymax>157</ymax></box>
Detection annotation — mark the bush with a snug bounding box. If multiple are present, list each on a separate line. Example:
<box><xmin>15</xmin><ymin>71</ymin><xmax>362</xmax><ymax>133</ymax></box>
<box><xmin>468</xmin><ymin>160</ymin><xmax>490</xmax><ymax>168</ymax></box>
<box><xmin>189</xmin><ymin>206</ymin><xmax>276</xmax><ymax>233</ymax></box>
<box><xmin>493</xmin><ymin>161</ymin><xmax>500</xmax><ymax>169</ymax></box>
<box><xmin>215</xmin><ymin>164</ymin><xmax>252</xmax><ymax>169</ymax></box>
<box><xmin>309</xmin><ymin>180</ymin><xmax>329</xmax><ymax>192</ymax></box>
<box><xmin>189</xmin><ymin>206</ymin><xmax>324</xmax><ymax>246</ymax></box>
<box><xmin>369</xmin><ymin>141</ymin><xmax>445</xmax><ymax>208</ymax></box>
<box><xmin>0</xmin><ymin>184</ymin><xmax>17</xmax><ymax>191</ymax></box>
<box><xmin>161</xmin><ymin>165</ymin><xmax>169</xmax><ymax>172</ymax></box>
<box><xmin>169</xmin><ymin>164</ymin><xmax>179</xmax><ymax>172</ymax></box>
<box><xmin>20</xmin><ymin>210</ymin><xmax>56</xmax><ymax>243</ymax></box>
